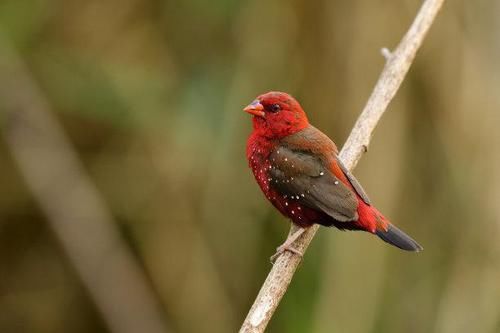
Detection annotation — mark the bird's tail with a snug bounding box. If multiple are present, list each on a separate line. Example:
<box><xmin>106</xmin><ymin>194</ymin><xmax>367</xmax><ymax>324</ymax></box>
<box><xmin>376</xmin><ymin>223</ymin><xmax>423</xmax><ymax>252</ymax></box>
<box><xmin>357</xmin><ymin>201</ymin><xmax>422</xmax><ymax>252</ymax></box>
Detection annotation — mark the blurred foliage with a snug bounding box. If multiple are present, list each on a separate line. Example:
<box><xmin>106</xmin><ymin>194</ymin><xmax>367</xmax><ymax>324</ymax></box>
<box><xmin>1</xmin><ymin>0</ymin><xmax>500</xmax><ymax>332</ymax></box>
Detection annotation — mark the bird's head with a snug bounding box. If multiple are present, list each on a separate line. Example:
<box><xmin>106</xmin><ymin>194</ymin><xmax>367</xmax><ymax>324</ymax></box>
<box><xmin>244</xmin><ymin>91</ymin><xmax>309</xmax><ymax>139</ymax></box>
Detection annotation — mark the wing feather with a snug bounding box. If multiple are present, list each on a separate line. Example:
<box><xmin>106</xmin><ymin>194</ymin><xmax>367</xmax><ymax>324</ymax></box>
<box><xmin>337</xmin><ymin>159</ymin><xmax>371</xmax><ymax>205</ymax></box>
<box><xmin>269</xmin><ymin>146</ymin><xmax>358</xmax><ymax>222</ymax></box>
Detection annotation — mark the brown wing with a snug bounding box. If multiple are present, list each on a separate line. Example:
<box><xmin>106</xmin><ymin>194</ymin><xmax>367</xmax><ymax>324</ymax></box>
<box><xmin>337</xmin><ymin>158</ymin><xmax>371</xmax><ymax>205</ymax></box>
<box><xmin>268</xmin><ymin>145</ymin><xmax>359</xmax><ymax>222</ymax></box>
<box><xmin>278</xmin><ymin>125</ymin><xmax>371</xmax><ymax>205</ymax></box>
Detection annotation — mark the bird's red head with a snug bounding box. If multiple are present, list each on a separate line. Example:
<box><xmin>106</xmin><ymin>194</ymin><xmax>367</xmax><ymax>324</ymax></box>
<box><xmin>244</xmin><ymin>91</ymin><xmax>309</xmax><ymax>139</ymax></box>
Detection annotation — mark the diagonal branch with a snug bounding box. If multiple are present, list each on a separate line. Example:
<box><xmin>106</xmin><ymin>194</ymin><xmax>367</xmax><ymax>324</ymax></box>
<box><xmin>0</xmin><ymin>37</ymin><xmax>170</xmax><ymax>333</ymax></box>
<box><xmin>239</xmin><ymin>0</ymin><xmax>445</xmax><ymax>332</ymax></box>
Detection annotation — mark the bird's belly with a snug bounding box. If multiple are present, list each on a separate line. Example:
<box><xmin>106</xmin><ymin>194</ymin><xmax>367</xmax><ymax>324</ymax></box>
<box><xmin>266</xmin><ymin>189</ymin><xmax>327</xmax><ymax>228</ymax></box>
<box><xmin>249</xmin><ymin>152</ymin><xmax>326</xmax><ymax>227</ymax></box>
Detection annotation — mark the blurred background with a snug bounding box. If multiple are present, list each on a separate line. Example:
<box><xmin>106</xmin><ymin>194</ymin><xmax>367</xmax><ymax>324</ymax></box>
<box><xmin>0</xmin><ymin>0</ymin><xmax>499</xmax><ymax>332</ymax></box>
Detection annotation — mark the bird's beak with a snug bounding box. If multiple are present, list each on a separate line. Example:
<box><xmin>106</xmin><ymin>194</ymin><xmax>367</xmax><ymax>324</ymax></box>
<box><xmin>244</xmin><ymin>100</ymin><xmax>265</xmax><ymax>117</ymax></box>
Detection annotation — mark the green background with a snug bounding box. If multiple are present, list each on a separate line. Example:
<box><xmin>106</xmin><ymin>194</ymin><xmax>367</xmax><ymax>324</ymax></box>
<box><xmin>0</xmin><ymin>1</ymin><xmax>499</xmax><ymax>332</ymax></box>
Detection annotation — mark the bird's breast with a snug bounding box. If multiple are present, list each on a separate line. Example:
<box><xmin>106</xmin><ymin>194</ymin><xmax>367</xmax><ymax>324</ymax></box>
<box><xmin>247</xmin><ymin>144</ymin><xmax>323</xmax><ymax>227</ymax></box>
<box><xmin>248</xmin><ymin>144</ymin><xmax>272</xmax><ymax>196</ymax></box>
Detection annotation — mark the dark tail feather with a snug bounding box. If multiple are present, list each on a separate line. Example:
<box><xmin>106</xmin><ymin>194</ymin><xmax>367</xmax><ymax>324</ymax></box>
<box><xmin>376</xmin><ymin>223</ymin><xmax>423</xmax><ymax>252</ymax></box>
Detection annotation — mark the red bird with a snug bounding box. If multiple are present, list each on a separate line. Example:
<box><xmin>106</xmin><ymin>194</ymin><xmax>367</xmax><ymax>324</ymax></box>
<box><xmin>245</xmin><ymin>91</ymin><xmax>422</xmax><ymax>256</ymax></box>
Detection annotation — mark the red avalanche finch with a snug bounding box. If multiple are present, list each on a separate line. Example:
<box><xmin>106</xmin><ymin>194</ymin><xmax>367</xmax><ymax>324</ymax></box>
<box><xmin>245</xmin><ymin>91</ymin><xmax>422</xmax><ymax>257</ymax></box>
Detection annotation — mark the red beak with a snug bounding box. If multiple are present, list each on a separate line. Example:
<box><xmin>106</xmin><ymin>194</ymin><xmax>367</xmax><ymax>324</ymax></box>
<box><xmin>244</xmin><ymin>100</ymin><xmax>265</xmax><ymax>117</ymax></box>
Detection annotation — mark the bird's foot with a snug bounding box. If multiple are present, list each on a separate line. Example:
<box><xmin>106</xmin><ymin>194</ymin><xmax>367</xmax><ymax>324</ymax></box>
<box><xmin>270</xmin><ymin>244</ymin><xmax>303</xmax><ymax>264</ymax></box>
<box><xmin>269</xmin><ymin>227</ymin><xmax>306</xmax><ymax>264</ymax></box>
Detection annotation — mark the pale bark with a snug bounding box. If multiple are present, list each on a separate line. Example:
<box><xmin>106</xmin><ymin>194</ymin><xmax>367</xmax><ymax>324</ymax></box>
<box><xmin>240</xmin><ymin>0</ymin><xmax>445</xmax><ymax>332</ymax></box>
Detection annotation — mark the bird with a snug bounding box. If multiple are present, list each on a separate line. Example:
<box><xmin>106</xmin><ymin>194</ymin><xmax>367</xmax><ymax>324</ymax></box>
<box><xmin>244</xmin><ymin>91</ymin><xmax>422</xmax><ymax>259</ymax></box>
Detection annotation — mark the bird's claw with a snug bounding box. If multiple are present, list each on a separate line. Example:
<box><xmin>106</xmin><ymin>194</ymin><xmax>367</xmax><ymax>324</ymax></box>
<box><xmin>270</xmin><ymin>244</ymin><xmax>303</xmax><ymax>264</ymax></box>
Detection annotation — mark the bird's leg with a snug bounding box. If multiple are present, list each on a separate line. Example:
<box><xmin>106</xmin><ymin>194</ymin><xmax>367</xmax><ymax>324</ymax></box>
<box><xmin>270</xmin><ymin>227</ymin><xmax>306</xmax><ymax>263</ymax></box>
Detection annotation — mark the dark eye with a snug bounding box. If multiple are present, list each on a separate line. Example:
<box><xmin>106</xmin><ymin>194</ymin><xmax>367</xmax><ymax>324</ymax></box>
<box><xmin>270</xmin><ymin>104</ymin><xmax>281</xmax><ymax>113</ymax></box>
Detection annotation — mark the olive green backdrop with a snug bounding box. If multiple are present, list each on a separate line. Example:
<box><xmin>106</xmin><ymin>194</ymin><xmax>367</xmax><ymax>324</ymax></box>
<box><xmin>0</xmin><ymin>1</ymin><xmax>499</xmax><ymax>332</ymax></box>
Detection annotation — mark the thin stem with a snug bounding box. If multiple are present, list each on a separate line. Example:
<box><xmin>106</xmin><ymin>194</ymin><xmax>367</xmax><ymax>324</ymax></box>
<box><xmin>239</xmin><ymin>0</ymin><xmax>445</xmax><ymax>332</ymax></box>
<box><xmin>0</xmin><ymin>36</ymin><xmax>170</xmax><ymax>333</ymax></box>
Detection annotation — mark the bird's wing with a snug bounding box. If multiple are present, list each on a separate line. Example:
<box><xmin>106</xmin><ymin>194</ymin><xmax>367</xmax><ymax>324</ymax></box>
<box><xmin>336</xmin><ymin>158</ymin><xmax>371</xmax><ymax>205</ymax></box>
<box><xmin>268</xmin><ymin>146</ymin><xmax>359</xmax><ymax>222</ymax></box>
<box><xmin>281</xmin><ymin>125</ymin><xmax>371</xmax><ymax>205</ymax></box>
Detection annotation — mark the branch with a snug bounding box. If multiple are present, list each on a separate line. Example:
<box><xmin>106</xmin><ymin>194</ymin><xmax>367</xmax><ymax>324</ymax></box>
<box><xmin>0</xmin><ymin>37</ymin><xmax>170</xmax><ymax>333</ymax></box>
<box><xmin>239</xmin><ymin>0</ymin><xmax>445</xmax><ymax>332</ymax></box>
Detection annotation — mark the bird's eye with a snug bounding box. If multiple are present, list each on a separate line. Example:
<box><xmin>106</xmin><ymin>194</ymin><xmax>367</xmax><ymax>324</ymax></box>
<box><xmin>270</xmin><ymin>104</ymin><xmax>281</xmax><ymax>113</ymax></box>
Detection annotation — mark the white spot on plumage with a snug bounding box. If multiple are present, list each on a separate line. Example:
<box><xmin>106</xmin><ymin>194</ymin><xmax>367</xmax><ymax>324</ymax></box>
<box><xmin>291</xmin><ymin>210</ymin><xmax>295</xmax><ymax>214</ymax></box>
<box><xmin>285</xmin><ymin>202</ymin><xmax>288</xmax><ymax>206</ymax></box>
<box><xmin>284</xmin><ymin>158</ymin><xmax>288</xmax><ymax>161</ymax></box>
<box><xmin>301</xmin><ymin>193</ymin><xmax>305</xmax><ymax>197</ymax></box>
<box><xmin>319</xmin><ymin>171</ymin><xmax>324</xmax><ymax>176</ymax></box>
<box><xmin>334</xmin><ymin>180</ymin><xmax>339</xmax><ymax>185</ymax></box>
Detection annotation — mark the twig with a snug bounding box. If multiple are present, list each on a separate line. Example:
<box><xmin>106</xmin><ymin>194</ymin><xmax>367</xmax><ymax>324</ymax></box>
<box><xmin>239</xmin><ymin>0</ymin><xmax>445</xmax><ymax>332</ymax></box>
<box><xmin>0</xmin><ymin>37</ymin><xmax>170</xmax><ymax>333</ymax></box>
